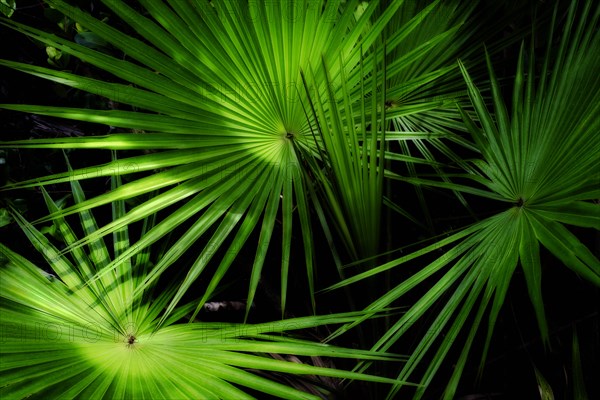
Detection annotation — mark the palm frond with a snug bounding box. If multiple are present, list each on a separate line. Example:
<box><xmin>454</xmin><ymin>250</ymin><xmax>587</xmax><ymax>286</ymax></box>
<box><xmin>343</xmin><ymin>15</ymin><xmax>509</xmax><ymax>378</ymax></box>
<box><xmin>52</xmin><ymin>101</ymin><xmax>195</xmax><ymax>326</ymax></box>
<box><xmin>0</xmin><ymin>0</ymin><xmax>480</xmax><ymax>319</ymax></box>
<box><xmin>0</xmin><ymin>166</ymin><xmax>414</xmax><ymax>399</ymax></box>
<box><xmin>327</xmin><ymin>1</ymin><xmax>600</xmax><ymax>398</ymax></box>
<box><xmin>1</xmin><ymin>0</ymin><xmax>398</xmax><ymax>317</ymax></box>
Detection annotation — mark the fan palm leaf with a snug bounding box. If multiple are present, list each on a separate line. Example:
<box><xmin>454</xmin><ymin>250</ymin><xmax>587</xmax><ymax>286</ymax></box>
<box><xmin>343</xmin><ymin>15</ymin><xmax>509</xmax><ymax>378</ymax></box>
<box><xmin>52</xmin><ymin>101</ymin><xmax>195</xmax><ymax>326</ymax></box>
<box><xmin>0</xmin><ymin>0</ymin><xmax>479</xmax><ymax>317</ymax></box>
<box><xmin>325</xmin><ymin>1</ymin><xmax>600</xmax><ymax>398</ymax></box>
<box><xmin>0</xmin><ymin>164</ymin><xmax>414</xmax><ymax>399</ymax></box>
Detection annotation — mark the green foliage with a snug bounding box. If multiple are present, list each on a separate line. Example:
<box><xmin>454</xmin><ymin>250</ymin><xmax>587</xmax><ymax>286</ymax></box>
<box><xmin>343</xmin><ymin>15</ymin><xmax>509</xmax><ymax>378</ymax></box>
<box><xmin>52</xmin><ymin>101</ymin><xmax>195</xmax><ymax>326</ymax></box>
<box><xmin>327</xmin><ymin>1</ymin><xmax>600</xmax><ymax>398</ymax></box>
<box><xmin>0</xmin><ymin>0</ymin><xmax>15</xmax><ymax>18</ymax></box>
<box><xmin>0</xmin><ymin>0</ymin><xmax>598</xmax><ymax>399</ymax></box>
<box><xmin>571</xmin><ymin>327</ymin><xmax>589</xmax><ymax>400</ymax></box>
<box><xmin>0</xmin><ymin>165</ymin><xmax>410</xmax><ymax>399</ymax></box>
<box><xmin>0</xmin><ymin>0</ymin><xmax>473</xmax><ymax>319</ymax></box>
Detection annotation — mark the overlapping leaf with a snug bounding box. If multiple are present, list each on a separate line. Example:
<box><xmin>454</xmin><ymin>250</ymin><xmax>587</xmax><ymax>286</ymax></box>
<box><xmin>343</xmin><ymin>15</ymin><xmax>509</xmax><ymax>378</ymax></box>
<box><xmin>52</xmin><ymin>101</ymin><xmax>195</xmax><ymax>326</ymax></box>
<box><xmin>326</xmin><ymin>1</ymin><xmax>600</xmax><ymax>398</ymax></box>
<box><xmin>0</xmin><ymin>166</ymin><xmax>414</xmax><ymax>399</ymax></box>
<box><xmin>0</xmin><ymin>0</ymin><xmax>473</xmax><ymax>318</ymax></box>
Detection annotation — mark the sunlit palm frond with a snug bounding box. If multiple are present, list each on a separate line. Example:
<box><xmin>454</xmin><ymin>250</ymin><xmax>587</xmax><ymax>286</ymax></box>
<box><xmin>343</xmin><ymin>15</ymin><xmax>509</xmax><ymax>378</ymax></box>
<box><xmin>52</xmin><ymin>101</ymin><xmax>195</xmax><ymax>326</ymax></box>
<box><xmin>0</xmin><ymin>0</ymin><xmax>478</xmax><ymax>319</ymax></box>
<box><xmin>0</xmin><ymin>168</ymin><xmax>414</xmax><ymax>399</ymax></box>
<box><xmin>0</xmin><ymin>0</ymin><xmax>406</xmax><ymax>318</ymax></box>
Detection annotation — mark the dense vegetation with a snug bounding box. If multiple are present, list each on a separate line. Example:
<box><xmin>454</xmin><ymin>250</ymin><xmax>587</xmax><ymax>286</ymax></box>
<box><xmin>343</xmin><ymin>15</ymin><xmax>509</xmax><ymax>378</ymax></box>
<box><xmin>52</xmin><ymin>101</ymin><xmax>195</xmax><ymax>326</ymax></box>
<box><xmin>0</xmin><ymin>1</ymin><xmax>598</xmax><ymax>399</ymax></box>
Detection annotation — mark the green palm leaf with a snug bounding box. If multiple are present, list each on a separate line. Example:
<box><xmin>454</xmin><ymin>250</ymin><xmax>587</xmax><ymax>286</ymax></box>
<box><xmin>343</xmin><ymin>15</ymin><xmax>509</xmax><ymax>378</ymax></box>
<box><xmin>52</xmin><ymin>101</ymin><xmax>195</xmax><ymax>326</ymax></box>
<box><xmin>0</xmin><ymin>0</ymin><xmax>479</xmax><ymax>318</ymax></box>
<box><xmin>299</xmin><ymin>48</ymin><xmax>387</xmax><ymax>265</ymax></box>
<box><xmin>326</xmin><ymin>1</ymin><xmax>600</xmax><ymax>398</ymax></box>
<box><xmin>0</xmin><ymin>169</ymin><xmax>414</xmax><ymax>399</ymax></box>
<box><xmin>0</xmin><ymin>0</ymin><xmax>384</xmax><ymax>317</ymax></box>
